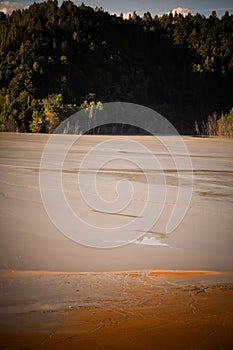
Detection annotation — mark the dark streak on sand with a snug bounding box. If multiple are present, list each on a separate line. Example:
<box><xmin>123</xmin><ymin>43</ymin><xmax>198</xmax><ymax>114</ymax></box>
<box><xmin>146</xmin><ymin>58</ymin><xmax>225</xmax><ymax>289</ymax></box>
<box><xmin>92</xmin><ymin>209</ymin><xmax>140</xmax><ymax>218</ymax></box>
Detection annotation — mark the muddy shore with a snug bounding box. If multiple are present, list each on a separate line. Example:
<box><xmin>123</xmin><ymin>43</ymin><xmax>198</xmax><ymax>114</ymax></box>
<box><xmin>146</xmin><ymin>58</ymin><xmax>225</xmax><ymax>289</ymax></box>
<box><xmin>0</xmin><ymin>270</ymin><xmax>233</xmax><ymax>349</ymax></box>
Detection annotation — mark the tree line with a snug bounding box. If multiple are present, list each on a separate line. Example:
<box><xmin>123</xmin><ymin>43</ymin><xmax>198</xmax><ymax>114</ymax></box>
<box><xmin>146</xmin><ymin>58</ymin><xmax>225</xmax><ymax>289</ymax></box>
<box><xmin>0</xmin><ymin>0</ymin><xmax>232</xmax><ymax>134</ymax></box>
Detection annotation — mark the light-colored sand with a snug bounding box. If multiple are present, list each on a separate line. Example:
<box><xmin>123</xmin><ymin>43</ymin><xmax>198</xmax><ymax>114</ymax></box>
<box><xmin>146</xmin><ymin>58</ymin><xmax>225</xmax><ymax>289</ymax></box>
<box><xmin>0</xmin><ymin>270</ymin><xmax>233</xmax><ymax>349</ymax></box>
<box><xmin>0</xmin><ymin>133</ymin><xmax>233</xmax><ymax>348</ymax></box>
<box><xmin>0</xmin><ymin>133</ymin><xmax>233</xmax><ymax>271</ymax></box>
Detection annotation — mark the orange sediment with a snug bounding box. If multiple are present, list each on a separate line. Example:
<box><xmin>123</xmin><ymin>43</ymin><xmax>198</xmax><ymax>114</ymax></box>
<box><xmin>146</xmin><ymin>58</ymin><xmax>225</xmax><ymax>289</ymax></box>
<box><xmin>0</xmin><ymin>270</ymin><xmax>233</xmax><ymax>349</ymax></box>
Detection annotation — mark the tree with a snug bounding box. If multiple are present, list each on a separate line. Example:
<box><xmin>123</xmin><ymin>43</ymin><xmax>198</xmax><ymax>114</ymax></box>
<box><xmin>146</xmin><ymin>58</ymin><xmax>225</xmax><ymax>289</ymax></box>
<box><xmin>79</xmin><ymin>99</ymin><xmax>103</xmax><ymax>133</ymax></box>
<box><xmin>29</xmin><ymin>110</ymin><xmax>45</xmax><ymax>133</ymax></box>
<box><xmin>42</xmin><ymin>93</ymin><xmax>64</xmax><ymax>133</ymax></box>
<box><xmin>0</xmin><ymin>0</ymin><xmax>232</xmax><ymax>134</ymax></box>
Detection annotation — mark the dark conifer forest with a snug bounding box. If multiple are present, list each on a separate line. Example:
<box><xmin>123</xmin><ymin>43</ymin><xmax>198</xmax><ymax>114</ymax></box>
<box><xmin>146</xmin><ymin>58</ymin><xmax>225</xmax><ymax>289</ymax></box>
<box><xmin>0</xmin><ymin>0</ymin><xmax>232</xmax><ymax>133</ymax></box>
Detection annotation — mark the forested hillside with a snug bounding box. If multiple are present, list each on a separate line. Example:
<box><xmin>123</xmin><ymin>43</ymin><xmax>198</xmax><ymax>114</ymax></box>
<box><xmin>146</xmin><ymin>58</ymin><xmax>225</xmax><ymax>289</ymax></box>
<box><xmin>0</xmin><ymin>0</ymin><xmax>232</xmax><ymax>133</ymax></box>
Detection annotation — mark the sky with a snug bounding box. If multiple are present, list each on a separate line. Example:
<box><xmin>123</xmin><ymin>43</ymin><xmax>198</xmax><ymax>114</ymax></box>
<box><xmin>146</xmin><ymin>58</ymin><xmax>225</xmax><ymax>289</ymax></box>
<box><xmin>0</xmin><ymin>0</ymin><xmax>233</xmax><ymax>17</ymax></box>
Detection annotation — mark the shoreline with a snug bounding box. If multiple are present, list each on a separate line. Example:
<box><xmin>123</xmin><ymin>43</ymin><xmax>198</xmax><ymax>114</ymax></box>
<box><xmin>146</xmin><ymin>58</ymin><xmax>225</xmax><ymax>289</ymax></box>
<box><xmin>1</xmin><ymin>268</ymin><xmax>231</xmax><ymax>274</ymax></box>
<box><xmin>1</xmin><ymin>268</ymin><xmax>232</xmax><ymax>281</ymax></box>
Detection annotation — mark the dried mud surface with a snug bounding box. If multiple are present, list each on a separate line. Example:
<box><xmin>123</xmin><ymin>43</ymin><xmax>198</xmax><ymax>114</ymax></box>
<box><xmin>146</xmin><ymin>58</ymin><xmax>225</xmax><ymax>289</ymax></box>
<box><xmin>0</xmin><ymin>270</ymin><xmax>233</xmax><ymax>349</ymax></box>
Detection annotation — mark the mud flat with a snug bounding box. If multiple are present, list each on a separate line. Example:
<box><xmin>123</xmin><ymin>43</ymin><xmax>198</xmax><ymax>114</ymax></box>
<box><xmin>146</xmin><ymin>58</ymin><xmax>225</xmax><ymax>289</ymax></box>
<box><xmin>0</xmin><ymin>133</ymin><xmax>233</xmax><ymax>348</ymax></box>
<box><xmin>0</xmin><ymin>270</ymin><xmax>233</xmax><ymax>349</ymax></box>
